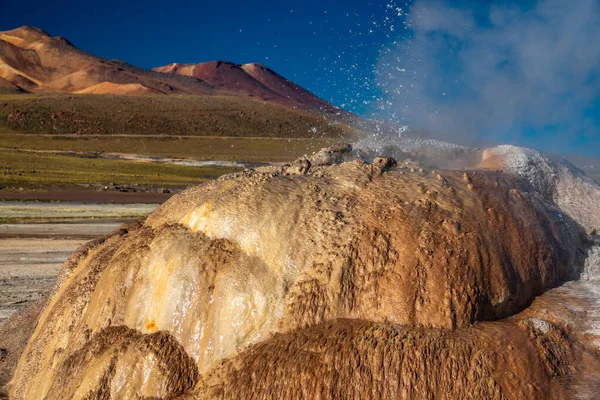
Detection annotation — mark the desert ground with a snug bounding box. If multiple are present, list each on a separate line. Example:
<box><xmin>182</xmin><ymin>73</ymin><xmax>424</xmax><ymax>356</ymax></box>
<box><xmin>0</xmin><ymin>224</ymin><xmax>115</xmax><ymax>320</ymax></box>
<box><xmin>0</xmin><ymin>202</ymin><xmax>157</xmax><ymax>322</ymax></box>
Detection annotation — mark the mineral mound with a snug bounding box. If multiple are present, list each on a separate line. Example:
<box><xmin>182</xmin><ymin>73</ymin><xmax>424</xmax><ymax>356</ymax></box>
<box><xmin>8</xmin><ymin>148</ymin><xmax>599</xmax><ymax>399</ymax></box>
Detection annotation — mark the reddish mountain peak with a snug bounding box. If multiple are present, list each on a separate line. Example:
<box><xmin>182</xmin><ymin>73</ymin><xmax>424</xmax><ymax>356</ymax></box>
<box><xmin>241</xmin><ymin>62</ymin><xmax>271</xmax><ymax>72</ymax></box>
<box><xmin>0</xmin><ymin>26</ymin><xmax>75</xmax><ymax>50</ymax></box>
<box><xmin>193</xmin><ymin>61</ymin><xmax>245</xmax><ymax>76</ymax></box>
<box><xmin>154</xmin><ymin>60</ymin><xmax>335</xmax><ymax>110</ymax></box>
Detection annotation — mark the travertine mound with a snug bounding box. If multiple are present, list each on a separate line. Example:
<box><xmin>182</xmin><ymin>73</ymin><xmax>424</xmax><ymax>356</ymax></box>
<box><xmin>195</xmin><ymin>318</ymin><xmax>576</xmax><ymax>400</ymax></box>
<box><xmin>354</xmin><ymin>134</ymin><xmax>600</xmax><ymax>234</ymax></box>
<box><xmin>9</xmin><ymin>157</ymin><xmax>583</xmax><ymax>399</ymax></box>
<box><xmin>480</xmin><ymin>145</ymin><xmax>600</xmax><ymax>234</ymax></box>
<box><xmin>42</xmin><ymin>326</ymin><xmax>198</xmax><ymax>400</ymax></box>
<box><xmin>0</xmin><ymin>299</ymin><xmax>45</xmax><ymax>394</ymax></box>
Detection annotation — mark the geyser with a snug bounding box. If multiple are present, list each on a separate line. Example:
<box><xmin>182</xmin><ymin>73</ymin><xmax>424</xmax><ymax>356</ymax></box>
<box><xmin>7</xmin><ymin>146</ymin><xmax>600</xmax><ymax>399</ymax></box>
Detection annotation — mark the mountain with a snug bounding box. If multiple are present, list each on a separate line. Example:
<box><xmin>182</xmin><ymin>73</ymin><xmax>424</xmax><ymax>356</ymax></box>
<box><xmin>0</xmin><ymin>76</ymin><xmax>25</xmax><ymax>94</ymax></box>
<box><xmin>153</xmin><ymin>61</ymin><xmax>334</xmax><ymax>110</ymax></box>
<box><xmin>0</xmin><ymin>26</ymin><xmax>336</xmax><ymax>111</ymax></box>
<box><xmin>0</xmin><ymin>27</ymin><xmax>215</xmax><ymax>95</ymax></box>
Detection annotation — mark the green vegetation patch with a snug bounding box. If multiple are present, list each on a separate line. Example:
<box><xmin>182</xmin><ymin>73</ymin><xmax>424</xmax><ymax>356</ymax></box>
<box><xmin>0</xmin><ymin>148</ymin><xmax>239</xmax><ymax>187</ymax></box>
<box><xmin>0</xmin><ymin>216</ymin><xmax>141</xmax><ymax>224</ymax></box>
<box><xmin>0</xmin><ymin>135</ymin><xmax>341</xmax><ymax>163</ymax></box>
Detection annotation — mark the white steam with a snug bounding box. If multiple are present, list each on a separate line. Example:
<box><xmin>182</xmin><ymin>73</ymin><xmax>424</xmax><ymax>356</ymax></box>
<box><xmin>375</xmin><ymin>0</ymin><xmax>600</xmax><ymax>148</ymax></box>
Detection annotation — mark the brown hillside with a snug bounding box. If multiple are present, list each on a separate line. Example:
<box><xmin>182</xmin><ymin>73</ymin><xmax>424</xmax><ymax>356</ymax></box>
<box><xmin>0</xmin><ymin>94</ymin><xmax>352</xmax><ymax>138</ymax></box>
<box><xmin>0</xmin><ymin>26</ymin><xmax>339</xmax><ymax>111</ymax></box>
<box><xmin>0</xmin><ymin>76</ymin><xmax>25</xmax><ymax>94</ymax></box>
<box><xmin>0</xmin><ymin>27</ymin><xmax>214</xmax><ymax>95</ymax></box>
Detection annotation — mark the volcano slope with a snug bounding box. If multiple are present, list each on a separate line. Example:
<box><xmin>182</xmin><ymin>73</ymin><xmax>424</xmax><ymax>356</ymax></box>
<box><xmin>0</xmin><ymin>27</ymin><xmax>212</xmax><ymax>96</ymax></box>
<box><xmin>153</xmin><ymin>61</ymin><xmax>335</xmax><ymax>110</ymax></box>
<box><xmin>0</xmin><ymin>26</ymin><xmax>339</xmax><ymax>112</ymax></box>
<box><xmin>7</xmin><ymin>145</ymin><xmax>600</xmax><ymax>399</ymax></box>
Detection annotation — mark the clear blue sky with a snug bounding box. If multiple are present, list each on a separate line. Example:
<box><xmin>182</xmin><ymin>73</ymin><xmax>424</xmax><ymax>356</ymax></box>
<box><xmin>2</xmin><ymin>0</ymin><xmax>599</xmax><ymax>156</ymax></box>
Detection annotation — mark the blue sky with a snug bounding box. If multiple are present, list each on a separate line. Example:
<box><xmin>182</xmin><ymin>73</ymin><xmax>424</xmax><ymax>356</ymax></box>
<box><xmin>1</xmin><ymin>0</ymin><xmax>599</xmax><ymax>156</ymax></box>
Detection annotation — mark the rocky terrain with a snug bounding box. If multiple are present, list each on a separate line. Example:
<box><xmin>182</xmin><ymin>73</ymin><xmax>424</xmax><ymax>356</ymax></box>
<box><xmin>3</xmin><ymin>139</ymin><xmax>600</xmax><ymax>399</ymax></box>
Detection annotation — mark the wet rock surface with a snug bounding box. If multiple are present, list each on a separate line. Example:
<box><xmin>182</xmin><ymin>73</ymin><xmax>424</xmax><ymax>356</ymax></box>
<box><xmin>195</xmin><ymin>318</ymin><xmax>575</xmax><ymax>400</ymax></box>
<box><xmin>5</xmin><ymin>151</ymin><xmax>600</xmax><ymax>399</ymax></box>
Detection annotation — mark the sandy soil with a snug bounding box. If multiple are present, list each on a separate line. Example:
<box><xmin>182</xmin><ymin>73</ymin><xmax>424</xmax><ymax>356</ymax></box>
<box><xmin>0</xmin><ymin>237</ymin><xmax>81</xmax><ymax>320</ymax></box>
<box><xmin>0</xmin><ymin>201</ymin><xmax>155</xmax><ymax>320</ymax></box>
<box><xmin>0</xmin><ymin>222</ymin><xmax>127</xmax><ymax>238</ymax></box>
<box><xmin>0</xmin><ymin>190</ymin><xmax>173</xmax><ymax>203</ymax></box>
<box><xmin>0</xmin><ymin>201</ymin><xmax>157</xmax><ymax>220</ymax></box>
<box><xmin>0</xmin><ymin>221</ymin><xmax>125</xmax><ymax>321</ymax></box>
